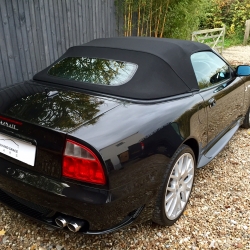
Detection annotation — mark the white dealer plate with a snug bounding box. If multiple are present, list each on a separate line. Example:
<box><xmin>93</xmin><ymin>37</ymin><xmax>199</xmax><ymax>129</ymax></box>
<box><xmin>0</xmin><ymin>133</ymin><xmax>36</xmax><ymax>166</ymax></box>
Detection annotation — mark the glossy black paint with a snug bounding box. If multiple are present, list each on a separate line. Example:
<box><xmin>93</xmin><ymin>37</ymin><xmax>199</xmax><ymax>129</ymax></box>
<box><xmin>0</xmin><ymin>53</ymin><xmax>249</xmax><ymax>233</ymax></box>
<box><xmin>199</xmin><ymin>74</ymin><xmax>245</xmax><ymax>144</ymax></box>
<box><xmin>2</xmin><ymin>82</ymin><xmax>119</xmax><ymax>133</ymax></box>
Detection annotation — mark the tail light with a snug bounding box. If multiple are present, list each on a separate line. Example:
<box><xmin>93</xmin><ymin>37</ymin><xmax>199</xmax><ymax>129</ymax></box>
<box><xmin>62</xmin><ymin>139</ymin><xmax>106</xmax><ymax>185</ymax></box>
<box><xmin>0</xmin><ymin>115</ymin><xmax>23</xmax><ymax>125</ymax></box>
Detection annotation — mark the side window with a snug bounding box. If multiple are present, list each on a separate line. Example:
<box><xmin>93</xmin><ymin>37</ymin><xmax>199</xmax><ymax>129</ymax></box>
<box><xmin>191</xmin><ymin>52</ymin><xmax>231</xmax><ymax>90</ymax></box>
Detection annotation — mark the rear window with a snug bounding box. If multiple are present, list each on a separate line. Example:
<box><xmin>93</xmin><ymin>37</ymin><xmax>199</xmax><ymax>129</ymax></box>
<box><xmin>48</xmin><ymin>57</ymin><xmax>138</xmax><ymax>86</ymax></box>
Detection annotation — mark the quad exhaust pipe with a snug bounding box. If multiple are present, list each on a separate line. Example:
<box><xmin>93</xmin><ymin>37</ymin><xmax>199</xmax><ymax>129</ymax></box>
<box><xmin>55</xmin><ymin>216</ymin><xmax>71</xmax><ymax>228</ymax></box>
<box><xmin>55</xmin><ymin>215</ymin><xmax>87</xmax><ymax>233</ymax></box>
<box><xmin>67</xmin><ymin>219</ymin><xmax>86</xmax><ymax>232</ymax></box>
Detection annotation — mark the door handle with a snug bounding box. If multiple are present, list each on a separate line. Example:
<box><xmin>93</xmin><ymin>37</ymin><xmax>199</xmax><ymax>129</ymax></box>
<box><xmin>208</xmin><ymin>98</ymin><xmax>216</xmax><ymax>108</ymax></box>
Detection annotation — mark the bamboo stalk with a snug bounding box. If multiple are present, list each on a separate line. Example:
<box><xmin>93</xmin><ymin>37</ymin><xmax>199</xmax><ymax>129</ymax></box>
<box><xmin>130</xmin><ymin>0</ymin><xmax>133</xmax><ymax>36</ymax></box>
<box><xmin>160</xmin><ymin>0</ymin><xmax>169</xmax><ymax>38</ymax></box>
<box><xmin>124</xmin><ymin>0</ymin><xmax>129</xmax><ymax>36</ymax></box>
<box><xmin>149</xmin><ymin>0</ymin><xmax>152</xmax><ymax>36</ymax></box>
<box><xmin>124</xmin><ymin>0</ymin><xmax>127</xmax><ymax>36</ymax></box>
<box><xmin>145</xmin><ymin>0</ymin><xmax>150</xmax><ymax>36</ymax></box>
<box><xmin>154</xmin><ymin>1</ymin><xmax>158</xmax><ymax>37</ymax></box>
<box><xmin>140</xmin><ymin>1</ymin><xmax>146</xmax><ymax>36</ymax></box>
<box><xmin>137</xmin><ymin>0</ymin><xmax>141</xmax><ymax>36</ymax></box>
<box><xmin>155</xmin><ymin>3</ymin><xmax>162</xmax><ymax>37</ymax></box>
<box><xmin>127</xmin><ymin>1</ymin><xmax>131</xmax><ymax>36</ymax></box>
<box><xmin>146</xmin><ymin>18</ymin><xmax>149</xmax><ymax>36</ymax></box>
<box><xmin>160</xmin><ymin>13</ymin><xmax>166</xmax><ymax>38</ymax></box>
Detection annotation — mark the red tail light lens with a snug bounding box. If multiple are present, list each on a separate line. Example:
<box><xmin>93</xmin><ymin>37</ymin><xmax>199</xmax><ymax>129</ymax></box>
<box><xmin>62</xmin><ymin>139</ymin><xmax>106</xmax><ymax>185</ymax></box>
<box><xmin>0</xmin><ymin>115</ymin><xmax>22</xmax><ymax>125</ymax></box>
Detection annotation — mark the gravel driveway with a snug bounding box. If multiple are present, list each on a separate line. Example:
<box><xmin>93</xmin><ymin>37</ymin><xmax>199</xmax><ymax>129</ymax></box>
<box><xmin>0</xmin><ymin>46</ymin><xmax>250</xmax><ymax>250</ymax></box>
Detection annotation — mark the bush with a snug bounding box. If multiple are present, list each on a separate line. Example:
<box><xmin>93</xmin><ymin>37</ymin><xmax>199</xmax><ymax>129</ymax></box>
<box><xmin>115</xmin><ymin>0</ymin><xmax>250</xmax><ymax>43</ymax></box>
<box><xmin>201</xmin><ymin>0</ymin><xmax>250</xmax><ymax>34</ymax></box>
<box><xmin>115</xmin><ymin>0</ymin><xmax>208</xmax><ymax>40</ymax></box>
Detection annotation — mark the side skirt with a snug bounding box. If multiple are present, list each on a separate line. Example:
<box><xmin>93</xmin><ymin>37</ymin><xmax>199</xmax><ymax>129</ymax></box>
<box><xmin>197</xmin><ymin>119</ymin><xmax>242</xmax><ymax>168</ymax></box>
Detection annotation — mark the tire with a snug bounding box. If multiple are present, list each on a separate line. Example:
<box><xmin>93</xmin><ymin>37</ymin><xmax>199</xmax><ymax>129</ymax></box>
<box><xmin>152</xmin><ymin>145</ymin><xmax>196</xmax><ymax>226</ymax></box>
<box><xmin>242</xmin><ymin>107</ymin><xmax>250</xmax><ymax>128</ymax></box>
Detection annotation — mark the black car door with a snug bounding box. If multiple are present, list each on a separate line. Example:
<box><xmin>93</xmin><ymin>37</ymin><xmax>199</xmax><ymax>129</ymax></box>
<box><xmin>191</xmin><ymin>51</ymin><xmax>245</xmax><ymax>145</ymax></box>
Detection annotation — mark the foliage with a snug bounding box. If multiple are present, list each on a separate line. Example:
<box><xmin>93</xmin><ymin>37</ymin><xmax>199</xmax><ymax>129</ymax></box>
<box><xmin>115</xmin><ymin>0</ymin><xmax>250</xmax><ymax>45</ymax></box>
<box><xmin>201</xmin><ymin>0</ymin><xmax>250</xmax><ymax>34</ymax></box>
<box><xmin>115</xmin><ymin>0</ymin><xmax>208</xmax><ymax>40</ymax></box>
<box><xmin>224</xmin><ymin>29</ymin><xmax>245</xmax><ymax>47</ymax></box>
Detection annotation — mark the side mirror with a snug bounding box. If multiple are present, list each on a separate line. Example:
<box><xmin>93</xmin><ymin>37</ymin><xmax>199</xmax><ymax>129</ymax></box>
<box><xmin>236</xmin><ymin>65</ymin><xmax>250</xmax><ymax>76</ymax></box>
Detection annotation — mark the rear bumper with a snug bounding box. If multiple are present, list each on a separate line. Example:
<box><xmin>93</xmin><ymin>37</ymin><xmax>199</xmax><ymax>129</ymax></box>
<box><xmin>0</xmin><ymin>188</ymin><xmax>144</xmax><ymax>234</ymax></box>
<box><xmin>0</xmin><ymin>157</ymin><xmax>152</xmax><ymax>233</ymax></box>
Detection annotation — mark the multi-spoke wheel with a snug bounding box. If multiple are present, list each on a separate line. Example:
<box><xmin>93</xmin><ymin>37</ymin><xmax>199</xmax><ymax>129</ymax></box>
<box><xmin>165</xmin><ymin>152</ymin><xmax>194</xmax><ymax>220</ymax></box>
<box><xmin>242</xmin><ymin>106</ymin><xmax>250</xmax><ymax>128</ymax></box>
<box><xmin>152</xmin><ymin>145</ymin><xmax>196</xmax><ymax>226</ymax></box>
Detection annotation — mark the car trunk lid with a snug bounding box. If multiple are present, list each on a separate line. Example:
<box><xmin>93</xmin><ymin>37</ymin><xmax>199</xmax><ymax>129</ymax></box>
<box><xmin>0</xmin><ymin>81</ymin><xmax>120</xmax><ymax>178</ymax></box>
<box><xmin>1</xmin><ymin>82</ymin><xmax>119</xmax><ymax>133</ymax></box>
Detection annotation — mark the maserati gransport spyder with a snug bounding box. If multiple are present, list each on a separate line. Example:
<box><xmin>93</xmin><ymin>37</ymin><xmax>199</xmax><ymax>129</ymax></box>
<box><xmin>0</xmin><ymin>37</ymin><xmax>249</xmax><ymax>234</ymax></box>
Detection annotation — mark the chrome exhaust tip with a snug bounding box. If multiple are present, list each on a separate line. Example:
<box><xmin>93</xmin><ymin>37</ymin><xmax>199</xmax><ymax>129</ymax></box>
<box><xmin>55</xmin><ymin>216</ymin><xmax>70</xmax><ymax>228</ymax></box>
<box><xmin>67</xmin><ymin>219</ymin><xmax>85</xmax><ymax>233</ymax></box>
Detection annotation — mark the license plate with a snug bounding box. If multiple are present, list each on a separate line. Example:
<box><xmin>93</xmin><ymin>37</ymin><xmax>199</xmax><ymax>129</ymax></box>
<box><xmin>0</xmin><ymin>133</ymin><xmax>36</xmax><ymax>166</ymax></box>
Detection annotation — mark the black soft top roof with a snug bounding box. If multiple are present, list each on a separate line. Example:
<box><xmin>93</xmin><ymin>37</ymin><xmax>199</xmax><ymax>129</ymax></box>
<box><xmin>34</xmin><ymin>37</ymin><xmax>212</xmax><ymax>100</ymax></box>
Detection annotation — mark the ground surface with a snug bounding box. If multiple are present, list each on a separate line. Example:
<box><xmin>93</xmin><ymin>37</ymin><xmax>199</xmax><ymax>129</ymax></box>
<box><xmin>222</xmin><ymin>45</ymin><xmax>250</xmax><ymax>65</ymax></box>
<box><xmin>0</xmin><ymin>46</ymin><xmax>250</xmax><ymax>250</ymax></box>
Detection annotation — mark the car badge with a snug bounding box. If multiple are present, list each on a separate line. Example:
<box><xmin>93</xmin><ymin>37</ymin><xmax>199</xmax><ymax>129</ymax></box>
<box><xmin>0</xmin><ymin>116</ymin><xmax>22</xmax><ymax>131</ymax></box>
<box><xmin>0</xmin><ymin>120</ymin><xmax>18</xmax><ymax>131</ymax></box>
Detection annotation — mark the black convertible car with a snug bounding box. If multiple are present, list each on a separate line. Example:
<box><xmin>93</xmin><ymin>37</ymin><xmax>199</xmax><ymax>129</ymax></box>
<box><xmin>0</xmin><ymin>37</ymin><xmax>249</xmax><ymax>234</ymax></box>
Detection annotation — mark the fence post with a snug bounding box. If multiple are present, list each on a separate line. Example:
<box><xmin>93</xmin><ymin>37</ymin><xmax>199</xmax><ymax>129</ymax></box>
<box><xmin>243</xmin><ymin>20</ymin><xmax>250</xmax><ymax>46</ymax></box>
<box><xmin>222</xmin><ymin>24</ymin><xmax>226</xmax><ymax>52</ymax></box>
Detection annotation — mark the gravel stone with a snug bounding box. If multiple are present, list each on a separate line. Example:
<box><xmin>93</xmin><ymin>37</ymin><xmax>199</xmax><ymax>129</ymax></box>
<box><xmin>0</xmin><ymin>46</ymin><xmax>249</xmax><ymax>249</ymax></box>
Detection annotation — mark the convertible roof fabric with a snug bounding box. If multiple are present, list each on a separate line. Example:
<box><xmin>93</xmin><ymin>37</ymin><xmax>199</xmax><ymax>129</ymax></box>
<box><xmin>34</xmin><ymin>37</ymin><xmax>212</xmax><ymax>100</ymax></box>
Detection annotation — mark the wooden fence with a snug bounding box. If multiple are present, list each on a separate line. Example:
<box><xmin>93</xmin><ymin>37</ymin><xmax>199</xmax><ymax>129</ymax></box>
<box><xmin>243</xmin><ymin>20</ymin><xmax>250</xmax><ymax>45</ymax></box>
<box><xmin>0</xmin><ymin>0</ymin><xmax>117</xmax><ymax>88</ymax></box>
<box><xmin>191</xmin><ymin>26</ymin><xmax>226</xmax><ymax>54</ymax></box>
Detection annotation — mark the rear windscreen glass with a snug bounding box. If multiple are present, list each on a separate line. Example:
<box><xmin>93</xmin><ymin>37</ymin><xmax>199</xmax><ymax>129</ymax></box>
<box><xmin>48</xmin><ymin>57</ymin><xmax>138</xmax><ymax>86</ymax></box>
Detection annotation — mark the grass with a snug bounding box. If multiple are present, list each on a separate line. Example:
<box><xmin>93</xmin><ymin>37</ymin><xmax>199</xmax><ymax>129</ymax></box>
<box><xmin>191</xmin><ymin>29</ymin><xmax>248</xmax><ymax>49</ymax></box>
<box><xmin>224</xmin><ymin>30</ymin><xmax>246</xmax><ymax>48</ymax></box>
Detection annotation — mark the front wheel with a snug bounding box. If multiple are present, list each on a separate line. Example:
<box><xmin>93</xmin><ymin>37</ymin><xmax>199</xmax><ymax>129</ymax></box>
<box><xmin>152</xmin><ymin>145</ymin><xmax>196</xmax><ymax>226</ymax></box>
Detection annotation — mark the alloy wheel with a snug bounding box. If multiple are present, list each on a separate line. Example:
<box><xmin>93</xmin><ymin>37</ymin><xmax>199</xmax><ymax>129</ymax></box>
<box><xmin>164</xmin><ymin>153</ymin><xmax>195</xmax><ymax>220</ymax></box>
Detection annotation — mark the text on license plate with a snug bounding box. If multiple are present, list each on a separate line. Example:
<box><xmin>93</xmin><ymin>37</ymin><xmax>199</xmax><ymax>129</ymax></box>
<box><xmin>0</xmin><ymin>133</ymin><xmax>36</xmax><ymax>166</ymax></box>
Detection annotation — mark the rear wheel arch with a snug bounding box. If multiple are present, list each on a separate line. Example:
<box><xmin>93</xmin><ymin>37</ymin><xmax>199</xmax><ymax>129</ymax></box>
<box><xmin>183</xmin><ymin>138</ymin><xmax>200</xmax><ymax>166</ymax></box>
<box><xmin>152</xmin><ymin>144</ymin><xmax>196</xmax><ymax>225</ymax></box>
<box><xmin>242</xmin><ymin>106</ymin><xmax>250</xmax><ymax>128</ymax></box>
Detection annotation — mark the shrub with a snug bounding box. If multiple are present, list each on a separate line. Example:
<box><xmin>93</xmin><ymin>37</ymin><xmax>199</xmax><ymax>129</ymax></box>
<box><xmin>115</xmin><ymin>0</ymin><xmax>208</xmax><ymax>40</ymax></box>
